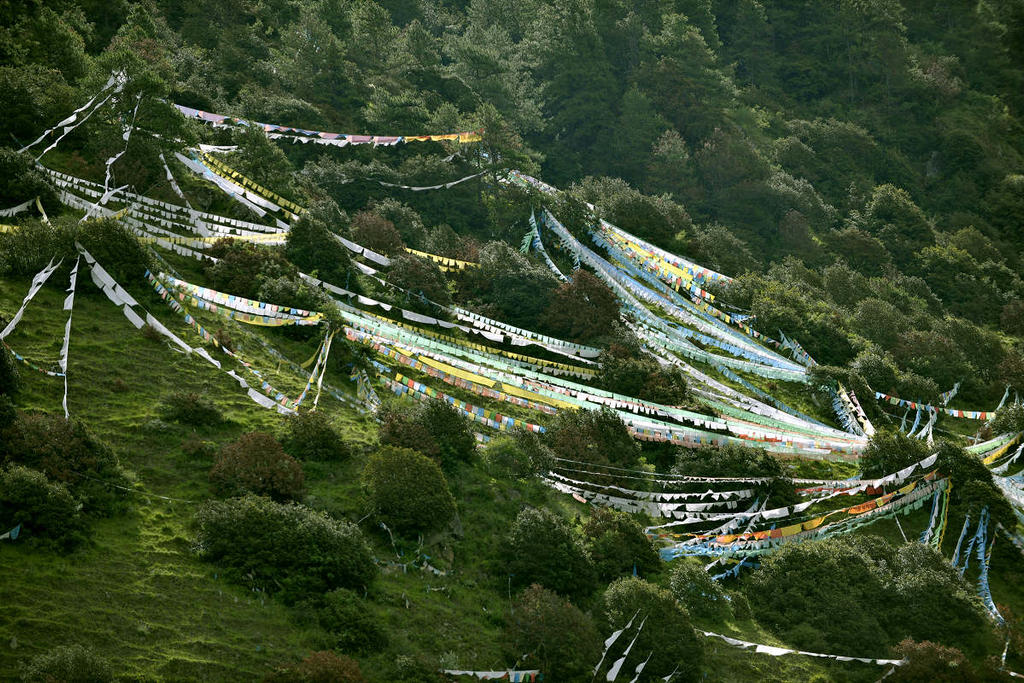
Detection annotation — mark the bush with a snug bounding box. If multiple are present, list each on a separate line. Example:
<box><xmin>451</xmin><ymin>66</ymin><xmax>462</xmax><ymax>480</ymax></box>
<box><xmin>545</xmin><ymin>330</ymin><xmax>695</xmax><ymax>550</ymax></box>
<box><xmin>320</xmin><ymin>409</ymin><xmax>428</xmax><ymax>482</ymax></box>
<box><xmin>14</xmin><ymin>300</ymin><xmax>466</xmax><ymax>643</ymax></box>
<box><xmin>597</xmin><ymin>346</ymin><xmax>689</xmax><ymax>406</ymax></box>
<box><xmin>378</xmin><ymin>398</ymin><xmax>475</xmax><ymax>469</ymax></box>
<box><xmin>599</xmin><ymin>577</ymin><xmax>703</xmax><ymax>681</ymax></box>
<box><xmin>583</xmin><ymin>507</ymin><xmax>661</xmax><ymax>582</ymax></box>
<box><xmin>0</xmin><ymin>413</ymin><xmax>128</xmax><ymax>516</ymax></box>
<box><xmin>0</xmin><ymin>341</ymin><xmax>18</xmax><ymax>395</ymax></box>
<box><xmin>204</xmin><ymin>240</ymin><xmax>296</xmax><ymax>301</ymax></box>
<box><xmin>362</xmin><ymin>446</ymin><xmax>455</xmax><ymax>537</ymax></box>
<box><xmin>0</xmin><ymin>218</ymin><xmax>74</xmax><ymax>277</ymax></box>
<box><xmin>889</xmin><ymin>639</ymin><xmax>975</xmax><ymax>682</ymax></box>
<box><xmin>0</xmin><ymin>394</ymin><xmax>16</xmax><ymax>430</ymax></box>
<box><xmin>990</xmin><ymin>403</ymin><xmax>1024</xmax><ymax>436</ymax></box>
<box><xmin>0</xmin><ymin>466</ymin><xmax>87</xmax><ymax>551</ymax></box>
<box><xmin>669</xmin><ymin>559</ymin><xmax>730</xmax><ymax>621</ymax></box>
<box><xmin>210</xmin><ymin>432</ymin><xmax>305</xmax><ymax>503</ymax></box>
<box><xmin>351</xmin><ymin>210</ymin><xmax>403</xmax><ymax>255</ymax></box>
<box><xmin>672</xmin><ymin>443</ymin><xmax>798</xmax><ymax>507</ymax></box>
<box><xmin>483</xmin><ymin>430</ymin><xmax>554</xmax><ymax>479</ymax></box>
<box><xmin>285</xmin><ymin>199</ymin><xmax>353</xmax><ymax>286</ymax></box>
<box><xmin>281</xmin><ymin>410</ymin><xmax>350</xmax><ymax>462</ymax></box>
<box><xmin>744</xmin><ymin>535</ymin><xmax>991</xmax><ymax>656</ymax></box>
<box><xmin>860</xmin><ymin>430</ymin><xmax>933</xmax><ymax>479</ymax></box>
<box><xmin>0</xmin><ymin>147</ymin><xmax>58</xmax><ymax>215</ymax></box>
<box><xmin>507</xmin><ymin>507</ymin><xmax>596</xmax><ymax>601</ymax></box>
<box><xmin>264</xmin><ymin>651</ymin><xmax>365</xmax><ymax>683</ymax></box>
<box><xmin>76</xmin><ymin>217</ymin><xmax>153</xmax><ymax>286</ymax></box>
<box><xmin>505</xmin><ymin>584</ymin><xmax>602</xmax><ymax>680</ymax></box>
<box><xmin>158</xmin><ymin>391</ymin><xmax>223</xmax><ymax>427</ymax></box>
<box><xmin>385</xmin><ymin>253</ymin><xmax>452</xmax><ymax>312</ymax></box>
<box><xmin>193</xmin><ymin>495</ymin><xmax>376</xmax><ymax>604</ymax></box>
<box><xmin>545</xmin><ymin>406</ymin><xmax>640</xmax><ymax>469</ymax></box>
<box><xmin>540</xmin><ymin>271</ymin><xmax>620</xmax><ymax>344</ymax></box>
<box><xmin>317</xmin><ymin>588</ymin><xmax>387</xmax><ymax>654</ymax></box>
<box><xmin>935</xmin><ymin>441</ymin><xmax>1014</xmax><ymax>527</ymax></box>
<box><xmin>20</xmin><ymin>644</ymin><xmax>112</xmax><ymax>683</ymax></box>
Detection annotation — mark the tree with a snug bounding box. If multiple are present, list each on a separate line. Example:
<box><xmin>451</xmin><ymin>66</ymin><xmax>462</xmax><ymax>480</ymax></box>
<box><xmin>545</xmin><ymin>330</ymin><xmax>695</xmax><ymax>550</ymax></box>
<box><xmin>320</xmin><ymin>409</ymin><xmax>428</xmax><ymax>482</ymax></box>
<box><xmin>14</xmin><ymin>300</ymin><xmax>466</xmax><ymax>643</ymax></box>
<box><xmin>209</xmin><ymin>432</ymin><xmax>305</xmax><ymax>503</ymax></box>
<box><xmin>507</xmin><ymin>507</ymin><xmax>597</xmax><ymax>601</ymax></box>
<box><xmin>599</xmin><ymin>577</ymin><xmax>703</xmax><ymax>681</ymax></box>
<box><xmin>583</xmin><ymin>507</ymin><xmax>661</xmax><ymax>581</ymax></box>
<box><xmin>545</xmin><ymin>406</ymin><xmax>640</xmax><ymax>469</ymax></box>
<box><xmin>350</xmin><ymin>210</ymin><xmax>404</xmax><ymax>255</ymax></box>
<box><xmin>505</xmin><ymin>585</ymin><xmax>602</xmax><ymax>680</ymax></box>
<box><xmin>362</xmin><ymin>446</ymin><xmax>456</xmax><ymax>537</ymax></box>
<box><xmin>673</xmin><ymin>443</ymin><xmax>798</xmax><ymax>507</ymax></box>
<box><xmin>285</xmin><ymin>199</ymin><xmax>354</xmax><ymax>288</ymax></box>
<box><xmin>540</xmin><ymin>271</ymin><xmax>620</xmax><ymax>344</ymax></box>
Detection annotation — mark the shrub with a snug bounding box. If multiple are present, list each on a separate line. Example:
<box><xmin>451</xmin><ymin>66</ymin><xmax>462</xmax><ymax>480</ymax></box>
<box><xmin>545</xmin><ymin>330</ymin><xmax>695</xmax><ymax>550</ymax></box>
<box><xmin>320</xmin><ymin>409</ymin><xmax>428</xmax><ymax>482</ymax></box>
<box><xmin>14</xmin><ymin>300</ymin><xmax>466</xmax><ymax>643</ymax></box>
<box><xmin>281</xmin><ymin>410</ymin><xmax>350</xmax><ymax>462</ymax></box>
<box><xmin>668</xmin><ymin>559</ymin><xmax>730</xmax><ymax>621</ymax></box>
<box><xmin>597</xmin><ymin>348</ymin><xmax>689</xmax><ymax>406</ymax></box>
<box><xmin>505</xmin><ymin>584</ymin><xmax>602</xmax><ymax>680</ymax></box>
<box><xmin>860</xmin><ymin>430</ymin><xmax>933</xmax><ymax>479</ymax></box>
<box><xmin>935</xmin><ymin>441</ymin><xmax>1014</xmax><ymax>527</ymax></box>
<box><xmin>0</xmin><ymin>218</ymin><xmax>74</xmax><ymax>277</ymax></box>
<box><xmin>362</xmin><ymin>446</ymin><xmax>455</xmax><ymax>537</ymax></box>
<box><xmin>385</xmin><ymin>253</ymin><xmax>451</xmax><ymax>311</ymax></box>
<box><xmin>0</xmin><ymin>413</ymin><xmax>128</xmax><ymax>516</ymax></box>
<box><xmin>317</xmin><ymin>588</ymin><xmax>387</xmax><ymax>654</ymax></box>
<box><xmin>483</xmin><ymin>430</ymin><xmax>554</xmax><ymax>479</ymax></box>
<box><xmin>210</xmin><ymin>432</ymin><xmax>305</xmax><ymax>502</ymax></box>
<box><xmin>350</xmin><ymin>210</ymin><xmax>403</xmax><ymax>255</ymax></box>
<box><xmin>889</xmin><ymin>639</ymin><xmax>975</xmax><ymax>682</ymax></box>
<box><xmin>264</xmin><ymin>651</ymin><xmax>365</xmax><ymax>683</ymax></box>
<box><xmin>159</xmin><ymin>391</ymin><xmax>223</xmax><ymax>427</ymax></box>
<box><xmin>378</xmin><ymin>399</ymin><xmax>475</xmax><ymax>469</ymax></box>
<box><xmin>507</xmin><ymin>507</ymin><xmax>596</xmax><ymax>601</ymax></box>
<box><xmin>672</xmin><ymin>443</ymin><xmax>798</xmax><ymax>507</ymax></box>
<box><xmin>990</xmin><ymin>403</ymin><xmax>1024</xmax><ymax>436</ymax></box>
<box><xmin>76</xmin><ymin>217</ymin><xmax>153</xmax><ymax>286</ymax></box>
<box><xmin>540</xmin><ymin>271</ymin><xmax>620</xmax><ymax>344</ymax></box>
<box><xmin>181</xmin><ymin>436</ymin><xmax>216</xmax><ymax>460</ymax></box>
<box><xmin>285</xmin><ymin>199</ymin><xmax>353</xmax><ymax>286</ymax></box>
<box><xmin>193</xmin><ymin>495</ymin><xmax>376</xmax><ymax>604</ymax></box>
<box><xmin>0</xmin><ymin>394</ymin><xmax>15</xmax><ymax>430</ymax></box>
<box><xmin>0</xmin><ymin>147</ymin><xmax>58</xmax><ymax>215</ymax></box>
<box><xmin>0</xmin><ymin>341</ymin><xmax>18</xmax><ymax>395</ymax></box>
<box><xmin>545</xmin><ymin>406</ymin><xmax>640</xmax><ymax>469</ymax></box>
<box><xmin>204</xmin><ymin>240</ymin><xmax>296</xmax><ymax>301</ymax></box>
<box><xmin>744</xmin><ymin>535</ymin><xmax>991</xmax><ymax>656</ymax></box>
<box><xmin>583</xmin><ymin>507</ymin><xmax>661</xmax><ymax>582</ymax></box>
<box><xmin>20</xmin><ymin>644</ymin><xmax>112</xmax><ymax>683</ymax></box>
<box><xmin>0</xmin><ymin>466</ymin><xmax>87</xmax><ymax>551</ymax></box>
<box><xmin>599</xmin><ymin>577</ymin><xmax>703</xmax><ymax>681</ymax></box>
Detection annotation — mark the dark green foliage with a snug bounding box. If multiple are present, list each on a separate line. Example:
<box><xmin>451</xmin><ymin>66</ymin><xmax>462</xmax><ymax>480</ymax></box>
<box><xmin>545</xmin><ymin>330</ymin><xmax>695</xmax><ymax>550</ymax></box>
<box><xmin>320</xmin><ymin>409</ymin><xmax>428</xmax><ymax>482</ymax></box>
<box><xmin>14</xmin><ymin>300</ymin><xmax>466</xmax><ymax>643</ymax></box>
<box><xmin>385</xmin><ymin>253</ymin><xmax>451</xmax><ymax>311</ymax></box>
<box><xmin>505</xmin><ymin>584</ymin><xmax>602</xmax><ymax>680</ymax></box>
<box><xmin>193</xmin><ymin>495</ymin><xmax>376</xmax><ymax>604</ymax></box>
<box><xmin>507</xmin><ymin>507</ymin><xmax>597</xmax><ymax>601</ymax></box>
<box><xmin>0</xmin><ymin>341</ymin><xmax>18</xmax><ymax>396</ymax></box>
<box><xmin>482</xmin><ymin>429</ymin><xmax>554</xmax><ymax>480</ymax></box>
<box><xmin>0</xmin><ymin>413</ymin><xmax>128</xmax><ymax>516</ymax></box>
<box><xmin>860</xmin><ymin>430</ymin><xmax>934</xmax><ymax>479</ymax></box>
<box><xmin>572</xmin><ymin>175</ymin><xmax>691</xmax><ymax>247</ymax></box>
<box><xmin>0</xmin><ymin>219</ymin><xmax>75</xmax><ymax>277</ymax></box>
<box><xmin>459</xmin><ymin>241</ymin><xmax>559</xmax><ymax>331</ymax></box>
<box><xmin>280</xmin><ymin>410</ymin><xmax>350</xmax><ymax>462</ymax></box>
<box><xmin>378</xmin><ymin>399</ymin><xmax>475</xmax><ymax>469</ymax></box>
<box><xmin>20</xmin><ymin>644</ymin><xmax>112</xmax><ymax>683</ymax></box>
<box><xmin>745</xmin><ymin>536</ymin><xmax>991</xmax><ymax>657</ymax></box>
<box><xmin>0</xmin><ymin>466</ymin><xmax>87</xmax><ymax>552</ymax></box>
<box><xmin>540</xmin><ymin>271</ymin><xmax>620</xmax><ymax>344</ymax></box>
<box><xmin>599</xmin><ymin>577</ymin><xmax>703</xmax><ymax>681</ymax></box>
<box><xmin>583</xmin><ymin>507</ymin><xmax>661</xmax><ymax>582</ymax></box>
<box><xmin>159</xmin><ymin>391</ymin><xmax>222</xmax><ymax>427</ymax></box>
<box><xmin>204</xmin><ymin>241</ymin><xmax>296</xmax><ymax>302</ymax></box>
<box><xmin>888</xmin><ymin>639</ymin><xmax>986</xmax><ymax>682</ymax></box>
<box><xmin>0</xmin><ymin>148</ymin><xmax>58</xmax><ymax>215</ymax></box>
<box><xmin>596</xmin><ymin>338</ymin><xmax>689</xmax><ymax>406</ymax></box>
<box><xmin>285</xmin><ymin>199</ymin><xmax>354</xmax><ymax>287</ymax></box>
<box><xmin>673</xmin><ymin>443</ymin><xmax>798</xmax><ymax>507</ymax></box>
<box><xmin>361</xmin><ymin>446</ymin><xmax>455</xmax><ymax>537</ymax></box>
<box><xmin>317</xmin><ymin>589</ymin><xmax>387</xmax><ymax>654</ymax></box>
<box><xmin>934</xmin><ymin>442</ymin><xmax>1013</xmax><ymax>527</ymax></box>
<box><xmin>350</xmin><ymin>210</ymin><xmax>404</xmax><ymax>255</ymax></box>
<box><xmin>669</xmin><ymin>559</ymin><xmax>731</xmax><ymax>621</ymax></box>
<box><xmin>263</xmin><ymin>651</ymin><xmax>365</xmax><ymax>683</ymax></box>
<box><xmin>209</xmin><ymin>432</ymin><xmax>305</xmax><ymax>503</ymax></box>
<box><xmin>545</xmin><ymin>406</ymin><xmax>640</xmax><ymax>469</ymax></box>
<box><xmin>76</xmin><ymin>218</ymin><xmax>153</xmax><ymax>286</ymax></box>
<box><xmin>0</xmin><ymin>395</ymin><xmax>16</xmax><ymax>430</ymax></box>
<box><xmin>990</xmin><ymin>403</ymin><xmax>1024</xmax><ymax>436</ymax></box>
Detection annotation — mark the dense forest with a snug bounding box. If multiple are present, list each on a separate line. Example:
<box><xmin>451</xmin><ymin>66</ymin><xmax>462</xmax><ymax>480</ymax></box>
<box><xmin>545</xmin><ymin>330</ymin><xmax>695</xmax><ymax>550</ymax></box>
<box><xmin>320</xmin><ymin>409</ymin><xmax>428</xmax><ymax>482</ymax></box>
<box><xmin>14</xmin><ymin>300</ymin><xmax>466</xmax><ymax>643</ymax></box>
<box><xmin>2</xmin><ymin>0</ymin><xmax>1024</xmax><ymax>680</ymax></box>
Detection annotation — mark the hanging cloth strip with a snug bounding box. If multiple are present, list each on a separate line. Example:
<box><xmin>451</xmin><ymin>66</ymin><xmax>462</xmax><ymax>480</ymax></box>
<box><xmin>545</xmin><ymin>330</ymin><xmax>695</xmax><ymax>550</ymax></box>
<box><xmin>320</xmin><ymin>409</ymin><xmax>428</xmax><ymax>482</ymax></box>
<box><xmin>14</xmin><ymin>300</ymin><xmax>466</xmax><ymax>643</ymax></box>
<box><xmin>173</xmin><ymin>102</ymin><xmax>483</xmax><ymax>145</ymax></box>
<box><xmin>698</xmin><ymin>630</ymin><xmax>905</xmax><ymax>666</ymax></box>
<box><xmin>60</xmin><ymin>256</ymin><xmax>80</xmax><ymax>417</ymax></box>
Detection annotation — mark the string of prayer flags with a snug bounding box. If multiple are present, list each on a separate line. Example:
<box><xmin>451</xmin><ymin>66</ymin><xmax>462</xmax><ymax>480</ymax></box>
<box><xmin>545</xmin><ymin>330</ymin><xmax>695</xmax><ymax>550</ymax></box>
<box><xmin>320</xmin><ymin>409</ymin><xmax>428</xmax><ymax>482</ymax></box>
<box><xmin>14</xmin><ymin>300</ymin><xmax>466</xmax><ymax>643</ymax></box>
<box><xmin>174</xmin><ymin>102</ymin><xmax>483</xmax><ymax>146</ymax></box>
<box><xmin>875</xmin><ymin>391</ymin><xmax>998</xmax><ymax>420</ymax></box>
<box><xmin>698</xmin><ymin>630</ymin><xmax>905</xmax><ymax>666</ymax></box>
